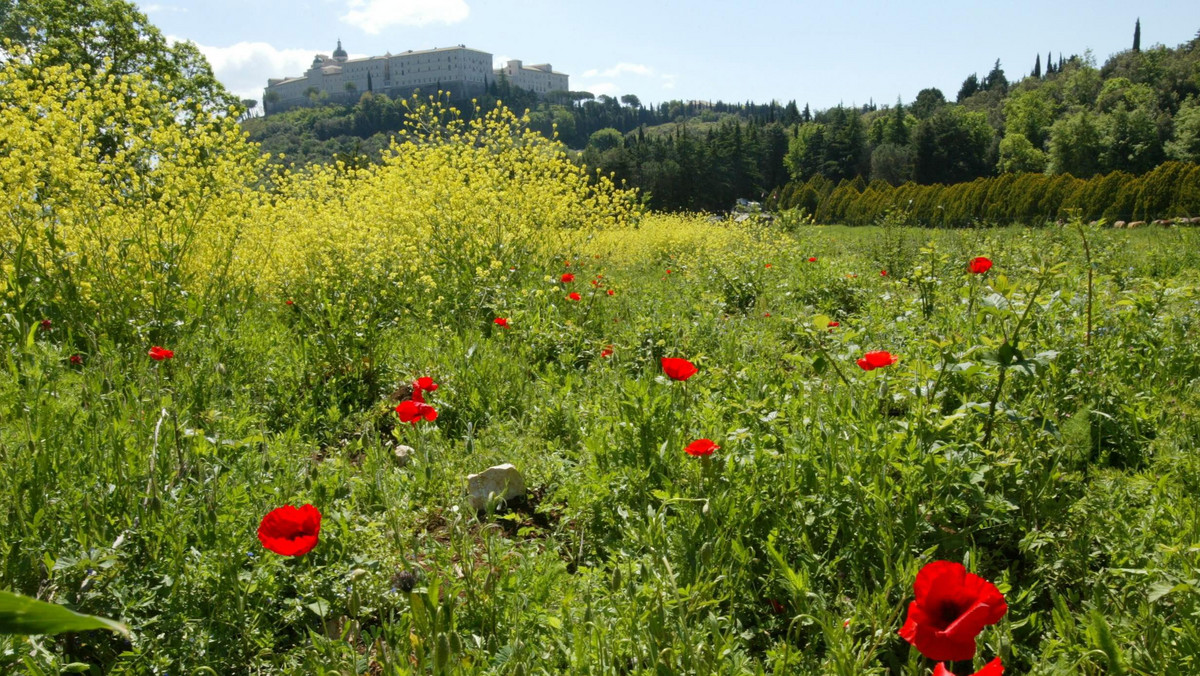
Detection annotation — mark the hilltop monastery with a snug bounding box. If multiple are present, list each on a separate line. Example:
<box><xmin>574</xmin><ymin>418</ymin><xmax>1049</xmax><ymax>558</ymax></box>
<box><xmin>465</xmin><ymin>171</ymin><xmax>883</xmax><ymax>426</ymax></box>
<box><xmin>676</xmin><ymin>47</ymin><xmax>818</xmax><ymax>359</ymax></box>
<box><xmin>263</xmin><ymin>40</ymin><xmax>568</xmax><ymax>114</ymax></box>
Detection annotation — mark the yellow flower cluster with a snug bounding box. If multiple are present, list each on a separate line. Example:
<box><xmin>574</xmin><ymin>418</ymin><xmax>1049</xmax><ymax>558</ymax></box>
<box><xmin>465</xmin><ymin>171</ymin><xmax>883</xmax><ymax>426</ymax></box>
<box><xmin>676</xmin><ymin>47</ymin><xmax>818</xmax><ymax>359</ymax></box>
<box><xmin>592</xmin><ymin>212</ymin><xmax>779</xmax><ymax>269</ymax></box>
<box><xmin>1</xmin><ymin>53</ymin><xmax>640</xmax><ymax>319</ymax></box>
<box><xmin>0</xmin><ymin>47</ymin><xmax>263</xmax><ymax>316</ymax></box>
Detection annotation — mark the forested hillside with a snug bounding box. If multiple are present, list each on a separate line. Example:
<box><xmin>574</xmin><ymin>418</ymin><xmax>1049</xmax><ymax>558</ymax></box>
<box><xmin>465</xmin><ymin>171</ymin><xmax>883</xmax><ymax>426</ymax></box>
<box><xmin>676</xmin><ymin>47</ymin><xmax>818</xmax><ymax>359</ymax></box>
<box><xmin>242</xmin><ymin>26</ymin><xmax>1200</xmax><ymax>216</ymax></box>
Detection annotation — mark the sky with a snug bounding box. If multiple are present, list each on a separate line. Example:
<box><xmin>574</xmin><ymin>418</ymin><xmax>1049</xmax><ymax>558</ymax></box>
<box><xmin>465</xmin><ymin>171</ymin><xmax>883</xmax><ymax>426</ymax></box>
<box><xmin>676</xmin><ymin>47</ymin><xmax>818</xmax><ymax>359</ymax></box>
<box><xmin>135</xmin><ymin>0</ymin><xmax>1199</xmax><ymax>111</ymax></box>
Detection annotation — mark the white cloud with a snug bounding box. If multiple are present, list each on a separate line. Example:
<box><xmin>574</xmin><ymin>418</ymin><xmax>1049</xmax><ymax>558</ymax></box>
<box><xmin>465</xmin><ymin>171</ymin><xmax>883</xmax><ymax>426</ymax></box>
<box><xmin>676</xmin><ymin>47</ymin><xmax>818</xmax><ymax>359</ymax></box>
<box><xmin>340</xmin><ymin>0</ymin><xmax>470</xmax><ymax>34</ymax></box>
<box><xmin>578</xmin><ymin>62</ymin><xmax>677</xmax><ymax>96</ymax></box>
<box><xmin>169</xmin><ymin>37</ymin><xmax>363</xmax><ymax>105</ymax></box>
<box><xmin>582</xmin><ymin>62</ymin><xmax>653</xmax><ymax>78</ymax></box>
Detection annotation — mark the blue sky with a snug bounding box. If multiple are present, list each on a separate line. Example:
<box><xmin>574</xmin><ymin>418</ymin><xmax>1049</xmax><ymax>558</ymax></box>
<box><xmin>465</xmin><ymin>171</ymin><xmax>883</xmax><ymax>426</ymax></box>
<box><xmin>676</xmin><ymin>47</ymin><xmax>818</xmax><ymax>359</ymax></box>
<box><xmin>137</xmin><ymin>0</ymin><xmax>1198</xmax><ymax>110</ymax></box>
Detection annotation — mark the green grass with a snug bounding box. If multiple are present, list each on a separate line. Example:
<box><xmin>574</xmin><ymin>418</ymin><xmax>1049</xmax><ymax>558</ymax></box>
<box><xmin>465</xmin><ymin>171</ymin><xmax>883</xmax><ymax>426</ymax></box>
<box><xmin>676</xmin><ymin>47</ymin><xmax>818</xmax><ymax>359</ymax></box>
<box><xmin>2</xmin><ymin>223</ymin><xmax>1199</xmax><ymax>674</ymax></box>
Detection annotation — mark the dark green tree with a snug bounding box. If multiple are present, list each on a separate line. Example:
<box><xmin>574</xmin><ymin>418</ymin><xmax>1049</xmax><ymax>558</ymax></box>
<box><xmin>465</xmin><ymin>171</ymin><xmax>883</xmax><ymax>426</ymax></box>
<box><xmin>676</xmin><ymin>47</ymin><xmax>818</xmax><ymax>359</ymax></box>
<box><xmin>1103</xmin><ymin>104</ymin><xmax>1162</xmax><ymax>173</ymax></box>
<box><xmin>823</xmin><ymin>106</ymin><xmax>869</xmax><ymax>180</ymax></box>
<box><xmin>885</xmin><ymin>99</ymin><xmax>910</xmax><ymax>145</ymax></box>
<box><xmin>912</xmin><ymin>88</ymin><xmax>946</xmax><ymax>119</ymax></box>
<box><xmin>983</xmin><ymin>59</ymin><xmax>1008</xmax><ymax>93</ymax></box>
<box><xmin>783</xmin><ymin>100</ymin><xmax>801</xmax><ymax>125</ymax></box>
<box><xmin>1166</xmin><ymin>99</ymin><xmax>1200</xmax><ymax>162</ymax></box>
<box><xmin>914</xmin><ymin>107</ymin><xmax>994</xmax><ymax>184</ymax></box>
<box><xmin>870</xmin><ymin>143</ymin><xmax>915</xmax><ymax>185</ymax></box>
<box><xmin>784</xmin><ymin>123</ymin><xmax>828</xmax><ymax>181</ymax></box>
<box><xmin>958</xmin><ymin>74</ymin><xmax>981</xmax><ymax>102</ymax></box>
<box><xmin>1033</xmin><ymin>53</ymin><xmax>1042</xmax><ymax>79</ymax></box>
<box><xmin>1133</xmin><ymin>18</ymin><xmax>1141</xmax><ymax>53</ymax></box>
<box><xmin>1048</xmin><ymin>111</ymin><xmax>1104</xmax><ymax>177</ymax></box>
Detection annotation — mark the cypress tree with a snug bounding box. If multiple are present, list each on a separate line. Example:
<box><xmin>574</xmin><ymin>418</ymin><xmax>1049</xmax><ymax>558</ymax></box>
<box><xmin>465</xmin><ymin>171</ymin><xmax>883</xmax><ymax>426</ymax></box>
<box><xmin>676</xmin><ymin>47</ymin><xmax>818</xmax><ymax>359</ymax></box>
<box><xmin>1033</xmin><ymin>53</ymin><xmax>1042</xmax><ymax>78</ymax></box>
<box><xmin>1133</xmin><ymin>18</ymin><xmax>1141</xmax><ymax>52</ymax></box>
<box><xmin>366</xmin><ymin>71</ymin><xmax>373</xmax><ymax>92</ymax></box>
<box><xmin>1047</xmin><ymin>51</ymin><xmax>1054</xmax><ymax>74</ymax></box>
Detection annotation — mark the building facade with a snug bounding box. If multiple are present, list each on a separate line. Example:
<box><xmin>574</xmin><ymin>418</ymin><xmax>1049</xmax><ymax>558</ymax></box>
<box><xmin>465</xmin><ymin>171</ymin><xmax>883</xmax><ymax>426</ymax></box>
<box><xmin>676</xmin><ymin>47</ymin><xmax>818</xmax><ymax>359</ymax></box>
<box><xmin>263</xmin><ymin>41</ymin><xmax>568</xmax><ymax>115</ymax></box>
<box><xmin>496</xmin><ymin>60</ymin><xmax>569</xmax><ymax>96</ymax></box>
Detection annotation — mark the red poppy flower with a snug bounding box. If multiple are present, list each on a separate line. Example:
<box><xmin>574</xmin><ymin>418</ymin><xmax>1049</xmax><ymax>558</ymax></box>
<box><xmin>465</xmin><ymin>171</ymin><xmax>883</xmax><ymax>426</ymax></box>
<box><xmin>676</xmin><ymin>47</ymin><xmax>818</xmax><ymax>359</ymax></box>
<box><xmin>591</xmin><ymin>279</ymin><xmax>599</xmax><ymax>286</ymax></box>
<box><xmin>685</xmin><ymin>438</ymin><xmax>718</xmax><ymax>456</ymax></box>
<box><xmin>494</xmin><ymin>317</ymin><xmax>510</xmax><ymax>328</ymax></box>
<box><xmin>396</xmin><ymin>399</ymin><xmax>438</xmax><ymax>424</ymax></box>
<box><xmin>661</xmin><ymin>357</ymin><xmax>698</xmax><ymax>381</ymax></box>
<box><xmin>601</xmin><ymin>345</ymin><xmax>613</xmax><ymax>358</ymax></box>
<box><xmin>567</xmin><ymin>292</ymin><xmax>582</xmax><ymax>301</ymax></box>
<box><xmin>40</xmin><ymin>319</ymin><xmax>52</xmax><ymax>330</ymax></box>
<box><xmin>763</xmin><ymin>312</ymin><xmax>771</xmax><ymax>317</ymax></box>
<box><xmin>899</xmin><ymin>561</ymin><xmax>1008</xmax><ymax>662</ymax></box>
<box><xmin>607</xmin><ymin>289</ymin><xmax>615</xmax><ymax>296</ymax></box>
<box><xmin>881</xmin><ymin>270</ymin><xmax>888</xmax><ymax>276</ymax></box>
<box><xmin>828</xmin><ymin>321</ymin><xmax>840</xmax><ymax>328</ymax></box>
<box><xmin>765</xmin><ymin>263</ymin><xmax>773</xmax><ymax>268</ymax></box>
<box><xmin>768</xmin><ymin>598</ymin><xmax>785</xmax><ymax>614</ymax></box>
<box><xmin>69</xmin><ymin>354</ymin><xmax>83</xmax><ymax>365</ymax></box>
<box><xmin>564</xmin><ymin>260</ymin><xmax>571</xmax><ymax>267</ymax></box>
<box><xmin>856</xmin><ymin>351</ymin><xmax>898</xmax><ymax>371</ymax></box>
<box><xmin>413</xmin><ymin>376</ymin><xmax>438</xmax><ymax>393</ymax></box>
<box><xmin>285</xmin><ymin>299</ymin><xmax>294</xmax><ymax>306</ymax></box>
<box><xmin>932</xmin><ymin>658</ymin><xmax>1003</xmax><ymax>676</ymax></box>
<box><xmin>666</xmin><ymin>269</ymin><xmax>673</xmax><ymax>274</ymax></box>
<box><xmin>148</xmin><ymin>346</ymin><xmax>174</xmax><ymax>361</ymax></box>
<box><xmin>561</xmin><ymin>273</ymin><xmax>575</xmax><ymax>283</ymax></box>
<box><xmin>969</xmin><ymin>257</ymin><xmax>993</xmax><ymax>274</ymax></box>
<box><xmin>808</xmin><ymin>257</ymin><xmax>817</xmax><ymax>262</ymax></box>
<box><xmin>257</xmin><ymin>504</ymin><xmax>322</xmax><ymax>556</ymax></box>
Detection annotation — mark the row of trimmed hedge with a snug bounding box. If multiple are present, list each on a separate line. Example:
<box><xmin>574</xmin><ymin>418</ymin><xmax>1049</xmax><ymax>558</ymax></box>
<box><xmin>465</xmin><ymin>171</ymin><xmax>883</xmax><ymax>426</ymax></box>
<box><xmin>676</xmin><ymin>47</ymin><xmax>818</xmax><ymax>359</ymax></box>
<box><xmin>770</xmin><ymin>162</ymin><xmax>1200</xmax><ymax>227</ymax></box>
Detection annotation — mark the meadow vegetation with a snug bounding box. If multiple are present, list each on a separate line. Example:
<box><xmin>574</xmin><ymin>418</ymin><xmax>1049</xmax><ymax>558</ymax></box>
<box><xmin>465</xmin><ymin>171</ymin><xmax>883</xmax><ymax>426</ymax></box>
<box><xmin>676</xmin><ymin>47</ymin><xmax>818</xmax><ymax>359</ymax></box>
<box><xmin>2</xmin><ymin>45</ymin><xmax>1200</xmax><ymax>675</ymax></box>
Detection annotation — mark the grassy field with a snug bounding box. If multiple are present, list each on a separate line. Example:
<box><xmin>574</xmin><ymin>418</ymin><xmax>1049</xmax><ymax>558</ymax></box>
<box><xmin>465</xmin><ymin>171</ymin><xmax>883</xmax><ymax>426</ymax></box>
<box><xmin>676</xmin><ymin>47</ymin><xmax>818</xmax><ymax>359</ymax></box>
<box><xmin>3</xmin><ymin>216</ymin><xmax>1200</xmax><ymax>674</ymax></box>
<box><xmin>4</xmin><ymin>55</ymin><xmax>1200</xmax><ymax>674</ymax></box>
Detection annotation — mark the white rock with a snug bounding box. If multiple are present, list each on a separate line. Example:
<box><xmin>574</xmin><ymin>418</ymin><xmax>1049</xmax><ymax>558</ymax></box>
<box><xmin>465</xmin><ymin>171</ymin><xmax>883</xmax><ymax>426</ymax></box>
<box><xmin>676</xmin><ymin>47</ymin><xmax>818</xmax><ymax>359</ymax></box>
<box><xmin>393</xmin><ymin>444</ymin><xmax>414</xmax><ymax>466</ymax></box>
<box><xmin>467</xmin><ymin>463</ymin><xmax>526</xmax><ymax>511</ymax></box>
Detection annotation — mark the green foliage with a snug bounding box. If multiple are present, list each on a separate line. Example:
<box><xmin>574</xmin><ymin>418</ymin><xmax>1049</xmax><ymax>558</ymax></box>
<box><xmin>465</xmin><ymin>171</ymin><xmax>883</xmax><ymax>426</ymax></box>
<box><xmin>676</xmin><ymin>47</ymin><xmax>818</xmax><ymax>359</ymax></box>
<box><xmin>1166</xmin><ymin>98</ymin><xmax>1200</xmax><ymax>162</ymax></box>
<box><xmin>239</xmin><ymin>31</ymin><xmax>1200</xmax><ymax>213</ymax></box>
<box><xmin>914</xmin><ymin>107</ymin><xmax>994</xmax><ymax>184</ymax></box>
<box><xmin>0</xmin><ymin>590</ymin><xmax>128</xmax><ymax>637</ymax></box>
<box><xmin>4</xmin><ymin>199</ymin><xmax>1200</xmax><ymax>672</ymax></box>
<box><xmin>777</xmin><ymin>162</ymin><xmax>1200</xmax><ymax>226</ymax></box>
<box><xmin>998</xmin><ymin>133</ymin><xmax>1048</xmax><ymax>174</ymax></box>
<box><xmin>0</xmin><ymin>0</ymin><xmax>239</xmax><ymax>116</ymax></box>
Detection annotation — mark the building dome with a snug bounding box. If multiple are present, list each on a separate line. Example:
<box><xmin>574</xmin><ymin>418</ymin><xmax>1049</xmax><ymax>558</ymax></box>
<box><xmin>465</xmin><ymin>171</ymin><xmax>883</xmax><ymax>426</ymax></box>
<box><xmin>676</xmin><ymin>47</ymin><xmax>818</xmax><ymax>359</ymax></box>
<box><xmin>332</xmin><ymin>39</ymin><xmax>348</xmax><ymax>62</ymax></box>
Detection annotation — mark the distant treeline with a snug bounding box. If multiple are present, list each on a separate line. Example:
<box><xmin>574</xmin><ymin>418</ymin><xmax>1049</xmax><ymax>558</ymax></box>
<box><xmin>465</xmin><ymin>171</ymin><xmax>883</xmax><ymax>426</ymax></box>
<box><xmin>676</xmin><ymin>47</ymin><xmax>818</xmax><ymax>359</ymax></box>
<box><xmin>772</xmin><ymin>161</ymin><xmax>1200</xmax><ymax>226</ymax></box>
<box><xmin>243</xmin><ymin>25</ymin><xmax>1200</xmax><ymax>219</ymax></box>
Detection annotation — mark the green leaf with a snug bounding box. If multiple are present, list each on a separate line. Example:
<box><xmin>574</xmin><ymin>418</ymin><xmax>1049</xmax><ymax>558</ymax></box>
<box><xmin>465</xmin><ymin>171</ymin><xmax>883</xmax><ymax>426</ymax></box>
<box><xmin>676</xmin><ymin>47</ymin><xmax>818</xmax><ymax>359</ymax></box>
<box><xmin>1148</xmin><ymin>581</ymin><xmax>1193</xmax><ymax>603</ymax></box>
<box><xmin>305</xmin><ymin>597</ymin><xmax>330</xmax><ymax>618</ymax></box>
<box><xmin>998</xmin><ymin>341</ymin><xmax>1021</xmax><ymax>367</ymax></box>
<box><xmin>0</xmin><ymin>590</ymin><xmax>128</xmax><ymax>637</ymax></box>
<box><xmin>812</xmin><ymin>314</ymin><xmax>831</xmax><ymax>330</ymax></box>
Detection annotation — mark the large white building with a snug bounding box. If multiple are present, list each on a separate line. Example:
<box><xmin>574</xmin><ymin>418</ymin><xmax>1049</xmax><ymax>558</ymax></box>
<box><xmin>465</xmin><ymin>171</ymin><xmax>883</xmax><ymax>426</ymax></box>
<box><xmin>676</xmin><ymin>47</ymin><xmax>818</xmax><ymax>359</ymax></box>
<box><xmin>263</xmin><ymin>41</ymin><xmax>569</xmax><ymax>114</ymax></box>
